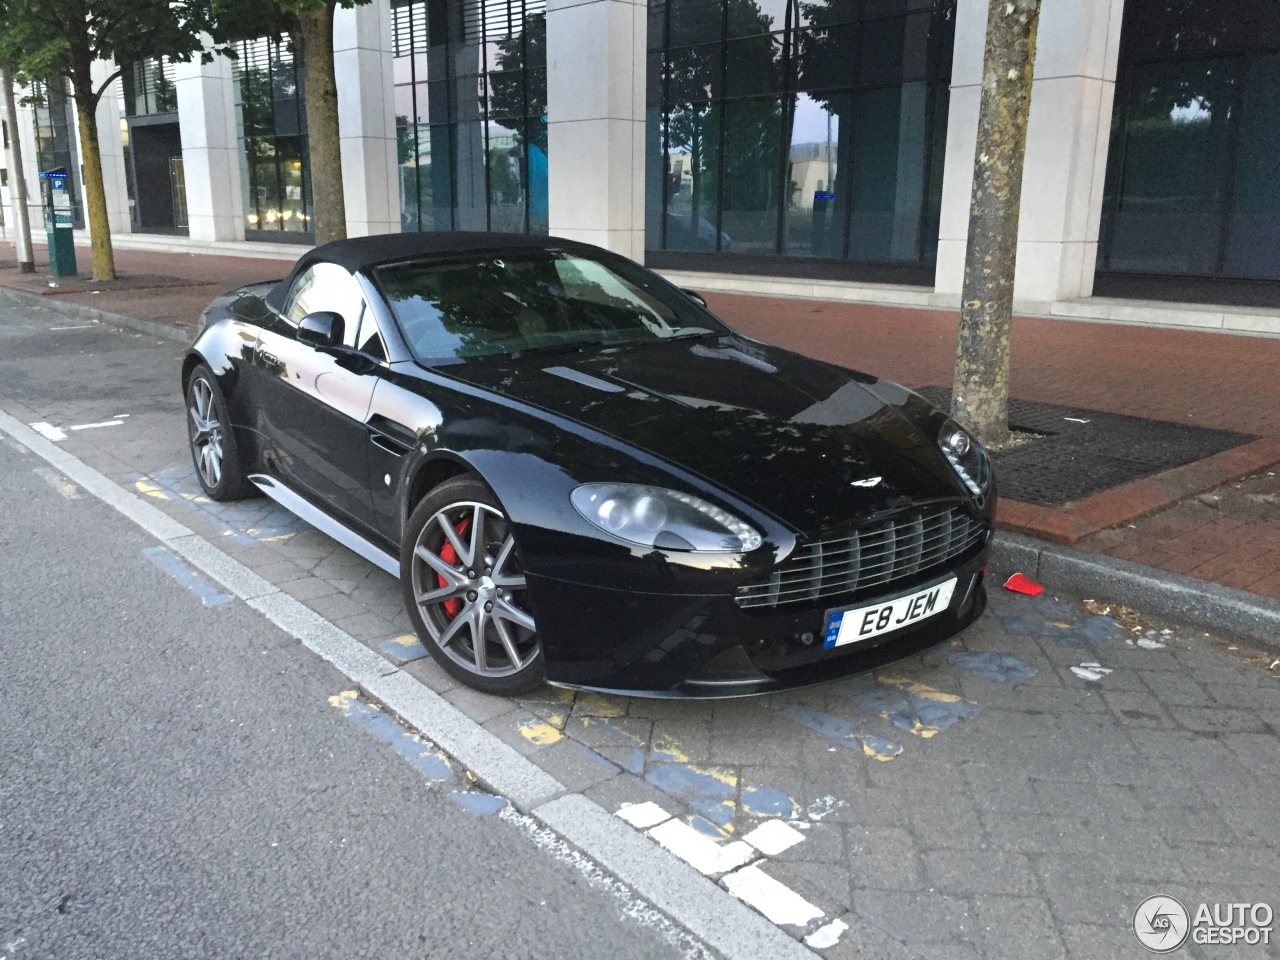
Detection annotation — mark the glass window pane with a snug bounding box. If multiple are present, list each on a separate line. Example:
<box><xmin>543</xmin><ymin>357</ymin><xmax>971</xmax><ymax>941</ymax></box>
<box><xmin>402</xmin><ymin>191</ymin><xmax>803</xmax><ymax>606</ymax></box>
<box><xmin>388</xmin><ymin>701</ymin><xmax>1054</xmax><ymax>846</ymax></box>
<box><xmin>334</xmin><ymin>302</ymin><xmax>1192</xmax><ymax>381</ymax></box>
<box><xmin>727</xmin><ymin>0</ymin><xmax>788</xmax><ymax>37</ymax></box>
<box><xmin>1104</xmin><ymin>59</ymin><xmax>1239</xmax><ymax>275</ymax></box>
<box><xmin>847</xmin><ymin>84</ymin><xmax>932</xmax><ymax>261</ymax></box>
<box><xmin>795</xmin><ymin>0</ymin><xmax>857</xmax><ymax>29</ymax></box>
<box><xmin>666</xmin><ymin>44</ymin><xmax>724</xmax><ymax>104</ymax></box>
<box><xmin>724</xmin><ymin>33</ymin><xmax>784</xmax><ymax>98</ymax></box>
<box><xmin>784</xmin><ymin>92</ymin><xmax>847</xmax><ymax>257</ymax></box>
<box><xmin>720</xmin><ymin>97</ymin><xmax>784</xmax><ymax>254</ymax></box>
<box><xmin>1222</xmin><ymin>54</ymin><xmax>1280</xmax><ymax>279</ymax></box>
<box><xmin>488</xmin><ymin>117</ymin><xmax>526</xmax><ymax>233</ymax></box>
<box><xmin>664</xmin><ymin>103</ymin><xmax>722</xmax><ymax>251</ymax></box>
<box><xmin>669</xmin><ymin>0</ymin><xmax>723</xmax><ymax>48</ymax></box>
<box><xmin>795</xmin><ymin>24</ymin><xmax>859</xmax><ymax>93</ymax></box>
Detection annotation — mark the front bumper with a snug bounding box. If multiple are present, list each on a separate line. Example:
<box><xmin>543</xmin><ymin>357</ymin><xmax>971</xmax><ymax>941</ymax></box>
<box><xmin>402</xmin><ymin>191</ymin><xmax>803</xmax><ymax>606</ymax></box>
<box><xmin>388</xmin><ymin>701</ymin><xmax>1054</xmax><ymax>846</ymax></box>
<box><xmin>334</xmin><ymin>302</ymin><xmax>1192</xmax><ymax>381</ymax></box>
<box><xmin>530</xmin><ymin>548</ymin><xmax>990</xmax><ymax>697</ymax></box>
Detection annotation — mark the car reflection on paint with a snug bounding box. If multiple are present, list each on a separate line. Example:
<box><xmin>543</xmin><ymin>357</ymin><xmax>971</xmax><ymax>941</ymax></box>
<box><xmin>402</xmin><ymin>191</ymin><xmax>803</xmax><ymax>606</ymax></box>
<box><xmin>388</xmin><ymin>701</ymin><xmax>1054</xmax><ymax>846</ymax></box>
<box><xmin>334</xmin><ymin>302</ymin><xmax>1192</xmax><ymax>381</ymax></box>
<box><xmin>183</xmin><ymin>232</ymin><xmax>995</xmax><ymax>697</ymax></box>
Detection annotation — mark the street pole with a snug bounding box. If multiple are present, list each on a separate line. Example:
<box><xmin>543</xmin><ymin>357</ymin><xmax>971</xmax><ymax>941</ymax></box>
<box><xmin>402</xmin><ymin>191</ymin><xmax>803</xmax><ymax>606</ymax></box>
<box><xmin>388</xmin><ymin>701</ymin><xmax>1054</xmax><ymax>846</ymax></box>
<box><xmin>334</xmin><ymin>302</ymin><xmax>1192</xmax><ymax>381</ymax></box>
<box><xmin>1</xmin><ymin>64</ymin><xmax>36</xmax><ymax>274</ymax></box>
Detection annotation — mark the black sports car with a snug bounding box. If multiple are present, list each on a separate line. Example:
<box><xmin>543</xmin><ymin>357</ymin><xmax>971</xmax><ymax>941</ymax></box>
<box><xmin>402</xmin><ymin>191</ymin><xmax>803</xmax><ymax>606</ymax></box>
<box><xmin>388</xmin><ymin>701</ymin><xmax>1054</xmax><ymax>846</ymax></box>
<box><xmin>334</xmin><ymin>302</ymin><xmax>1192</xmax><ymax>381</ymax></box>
<box><xmin>184</xmin><ymin>233</ymin><xmax>995</xmax><ymax>697</ymax></box>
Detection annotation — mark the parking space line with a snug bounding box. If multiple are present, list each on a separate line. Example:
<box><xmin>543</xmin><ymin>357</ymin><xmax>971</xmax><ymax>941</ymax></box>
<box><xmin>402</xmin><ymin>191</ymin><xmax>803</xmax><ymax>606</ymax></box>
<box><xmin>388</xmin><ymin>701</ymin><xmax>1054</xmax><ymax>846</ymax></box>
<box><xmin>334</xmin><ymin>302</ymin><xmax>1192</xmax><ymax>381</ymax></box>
<box><xmin>0</xmin><ymin>403</ymin><xmax>813</xmax><ymax>960</ymax></box>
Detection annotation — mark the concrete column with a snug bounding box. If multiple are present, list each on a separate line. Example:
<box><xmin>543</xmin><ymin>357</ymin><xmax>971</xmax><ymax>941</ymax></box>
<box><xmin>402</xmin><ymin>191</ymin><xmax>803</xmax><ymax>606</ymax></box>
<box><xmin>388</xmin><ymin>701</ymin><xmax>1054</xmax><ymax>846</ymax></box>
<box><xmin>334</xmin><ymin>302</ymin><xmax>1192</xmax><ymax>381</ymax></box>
<box><xmin>335</xmin><ymin>0</ymin><xmax>400</xmax><ymax>237</ymax></box>
<box><xmin>934</xmin><ymin>0</ymin><xmax>1125</xmax><ymax>306</ymax></box>
<box><xmin>175</xmin><ymin>50</ymin><xmax>245</xmax><ymax>242</ymax></box>
<box><xmin>546</xmin><ymin>0</ymin><xmax>647</xmax><ymax>261</ymax></box>
<box><xmin>89</xmin><ymin>61</ymin><xmax>132</xmax><ymax>234</ymax></box>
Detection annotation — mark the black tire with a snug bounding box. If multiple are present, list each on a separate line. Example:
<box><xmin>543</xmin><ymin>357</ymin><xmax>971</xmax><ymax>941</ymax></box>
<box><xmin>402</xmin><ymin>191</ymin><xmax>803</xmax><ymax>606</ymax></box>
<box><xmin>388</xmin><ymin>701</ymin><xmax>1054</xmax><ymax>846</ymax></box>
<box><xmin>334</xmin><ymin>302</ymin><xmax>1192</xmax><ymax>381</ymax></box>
<box><xmin>401</xmin><ymin>476</ymin><xmax>545</xmax><ymax>695</ymax></box>
<box><xmin>185</xmin><ymin>363</ymin><xmax>252</xmax><ymax>502</ymax></box>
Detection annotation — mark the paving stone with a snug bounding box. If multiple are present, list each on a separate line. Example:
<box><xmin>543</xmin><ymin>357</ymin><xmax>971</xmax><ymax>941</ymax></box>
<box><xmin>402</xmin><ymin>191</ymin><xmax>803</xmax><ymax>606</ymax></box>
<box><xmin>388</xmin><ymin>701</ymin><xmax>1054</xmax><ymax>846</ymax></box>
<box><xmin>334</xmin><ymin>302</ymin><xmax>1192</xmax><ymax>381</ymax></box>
<box><xmin>305</xmin><ymin>591</ymin><xmax>369</xmax><ymax>623</ymax></box>
<box><xmin>1166</xmin><ymin>705</ymin><xmax>1269</xmax><ymax>734</ymax></box>
<box><xmin>972</xmin><ymin>896</ymin><xmax>1067</xmax><ymax>960</ymax></box>
<box><xmin>807</xmin><ymin>911</ymin><xmax>916</xmax><ymax>959</ymax></box>
<box><xmin>400</xmin><ymin>656</ymin><xmax>457</xmax><ymax>693</ymax></box>
<box><xmin>280</xmin><ymin>576</ymin><xmax>339</xmax><ymax>602</ymax></box>
<box><xmin>1057</xmin><ymin>922</ymin><xmax>1133</xmax><ymax>960</ymax></box>
<box><xmin>438</xmin><ymin>683</ymin><xmax>513</xmax><ymax>723</ymax></box>
<box><xmin>853</xmin><ymin>890</ymin><xmax>977</xmax><ymax>945</ymax></box>
<box><xmin>1099</xmin><ymin>689</ymin><xmax>1174</xmax><ymax>728</ymax></box>
<box><xmin>1036</xmin><ymin>857</ymin><xmax>1149</xmax><ymax>925</ymax></box>
<box><xmin>921</xmin><ymin>850</ymin><xmax>1038</xmax><ymax>897</ymax></box>
<box><xmin>529</xmin><ymin>738</ymin><xmax>621</xmax><ymax>792</ymax></box>
<box><xmin>843</xmin><ymin>826</ymin><xmax>923</xmax><ymax>892</ymax></box>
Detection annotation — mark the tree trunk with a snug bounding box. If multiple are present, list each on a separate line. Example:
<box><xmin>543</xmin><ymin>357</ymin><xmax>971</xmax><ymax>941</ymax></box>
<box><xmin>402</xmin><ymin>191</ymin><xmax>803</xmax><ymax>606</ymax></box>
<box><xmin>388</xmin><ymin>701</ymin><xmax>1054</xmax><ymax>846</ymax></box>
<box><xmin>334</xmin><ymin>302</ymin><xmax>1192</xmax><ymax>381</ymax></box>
<box><xmin>69</xmin><ymin>50</ymin><xmax>116</xmax><ymax>281</ymax></box>
<box><xmin>1</xmin><ymin>65</ymin><xmax>36</xmax><ymax>272</ymax></box>
<box><xmin>950</xmin><ymin>0</ymin><xmax>1041</xmax><ymax>447</ymax></box>
<box><xmin>298</xmin><ymin>1</ymin><xmax>347</xmax><ymax>245</ymax></box>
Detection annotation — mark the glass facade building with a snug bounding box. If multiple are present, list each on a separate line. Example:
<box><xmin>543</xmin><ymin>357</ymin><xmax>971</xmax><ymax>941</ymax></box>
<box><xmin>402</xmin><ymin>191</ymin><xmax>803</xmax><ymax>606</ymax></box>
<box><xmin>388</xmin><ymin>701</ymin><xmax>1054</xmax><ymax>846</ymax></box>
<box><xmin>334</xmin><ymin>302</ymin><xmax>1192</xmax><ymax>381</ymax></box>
<box><xmin>1099</xmin><ymin>0</ymin><xmax>1280</xmax><ymax>287</ymax></box>
<box><xmin>233</xmin><ymin>37</ymin><xmax>313</xmax><ymax>240</ymax></box>
<box><xmin>392</xmin><ymin>0</ymin><xmax>548</xmax><ymax>235</ymax></box>
<box><xmin>646</xmin><ymin>0</ymin><xmax>956</xmax><ymax>280</ymax></box>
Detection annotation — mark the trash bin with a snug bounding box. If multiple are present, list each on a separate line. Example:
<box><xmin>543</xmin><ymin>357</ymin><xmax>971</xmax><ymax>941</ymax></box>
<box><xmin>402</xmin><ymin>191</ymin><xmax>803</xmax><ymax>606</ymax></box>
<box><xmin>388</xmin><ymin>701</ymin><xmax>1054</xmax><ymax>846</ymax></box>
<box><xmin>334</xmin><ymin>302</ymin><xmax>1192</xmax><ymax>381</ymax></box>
<box><xmin>40</xmin><ymin>168</ymin><xmax>77</xmax><ymax>277</ymax></box>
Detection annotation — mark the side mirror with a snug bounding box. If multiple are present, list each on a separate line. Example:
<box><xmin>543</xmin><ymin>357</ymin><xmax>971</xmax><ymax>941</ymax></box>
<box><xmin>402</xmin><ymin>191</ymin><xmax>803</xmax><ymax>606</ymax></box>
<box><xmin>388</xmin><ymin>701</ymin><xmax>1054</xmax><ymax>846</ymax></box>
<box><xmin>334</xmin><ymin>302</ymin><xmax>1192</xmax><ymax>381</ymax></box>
<box><xmin>681</xmin><ymin>288</ymin><xmax>708</xmax><ymax>309</ymax></box>
<box><xmin>298</xmin><ymin>311</ymin><xmax>344</xmax><ymax>348</ymax></box>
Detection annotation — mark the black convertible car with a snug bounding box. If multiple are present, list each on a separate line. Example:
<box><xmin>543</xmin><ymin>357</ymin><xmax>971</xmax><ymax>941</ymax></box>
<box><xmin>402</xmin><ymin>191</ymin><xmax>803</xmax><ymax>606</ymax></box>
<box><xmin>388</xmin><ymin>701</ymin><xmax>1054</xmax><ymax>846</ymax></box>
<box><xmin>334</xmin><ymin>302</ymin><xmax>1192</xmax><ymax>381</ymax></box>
<box><xmin>184</xmin><ymin>233</ymin><xmax>994</xmax><ymax>697</ymax></box>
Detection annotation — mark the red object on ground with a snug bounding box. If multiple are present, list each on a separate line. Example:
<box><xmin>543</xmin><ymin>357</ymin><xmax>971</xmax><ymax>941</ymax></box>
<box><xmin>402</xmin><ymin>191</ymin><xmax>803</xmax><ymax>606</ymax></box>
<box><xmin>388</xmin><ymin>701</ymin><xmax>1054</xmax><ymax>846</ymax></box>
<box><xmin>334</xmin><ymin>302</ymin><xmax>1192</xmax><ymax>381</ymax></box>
<box><xmin>1003</xmin><ymin>573</ymin><xmax>1045</xmax><ymax>596</ymax></box>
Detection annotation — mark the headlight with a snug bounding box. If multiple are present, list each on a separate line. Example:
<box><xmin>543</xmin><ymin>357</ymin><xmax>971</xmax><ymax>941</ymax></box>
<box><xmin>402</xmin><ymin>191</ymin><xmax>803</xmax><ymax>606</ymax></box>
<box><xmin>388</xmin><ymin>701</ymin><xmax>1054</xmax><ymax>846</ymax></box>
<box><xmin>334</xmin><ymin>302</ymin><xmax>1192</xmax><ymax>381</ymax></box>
<box><xmin>571</xmin><ymin>483</ymin><xmax>762</xmax><ymax>553</ymax></box>
<box><xmin>938</xmin><ymin>419</ymin><xmax>990</xmax><ymax>496</ymax></box>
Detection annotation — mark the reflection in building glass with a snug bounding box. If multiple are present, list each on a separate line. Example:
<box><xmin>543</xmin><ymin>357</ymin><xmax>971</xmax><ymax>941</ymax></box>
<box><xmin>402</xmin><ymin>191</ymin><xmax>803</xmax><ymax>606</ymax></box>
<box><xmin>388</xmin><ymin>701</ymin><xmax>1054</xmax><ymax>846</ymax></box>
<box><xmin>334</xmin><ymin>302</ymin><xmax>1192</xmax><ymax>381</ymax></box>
<box><xmin>648</xmin><ymin>0</ymin><xmax>955</xmax><ymax>267</ymax></box>
<box><xmin>392</xmin><ymin>0</ymin><xmax>548</xmax><ymax>236</ymax></box>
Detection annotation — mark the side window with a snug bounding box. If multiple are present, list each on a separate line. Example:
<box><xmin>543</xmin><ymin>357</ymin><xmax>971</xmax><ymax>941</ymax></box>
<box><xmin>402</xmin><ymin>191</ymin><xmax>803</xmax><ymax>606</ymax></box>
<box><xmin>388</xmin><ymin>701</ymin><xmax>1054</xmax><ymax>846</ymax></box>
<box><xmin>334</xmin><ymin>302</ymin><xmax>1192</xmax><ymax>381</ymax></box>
<box><xmin>355</xmin><ymin>308</ymin><xmax>388</xmax><ymax>361</ymax></box>
<box><xmin>283</xmin><ymin>262</ymin><xmax>366</xmax><ymax>347</ymax></box>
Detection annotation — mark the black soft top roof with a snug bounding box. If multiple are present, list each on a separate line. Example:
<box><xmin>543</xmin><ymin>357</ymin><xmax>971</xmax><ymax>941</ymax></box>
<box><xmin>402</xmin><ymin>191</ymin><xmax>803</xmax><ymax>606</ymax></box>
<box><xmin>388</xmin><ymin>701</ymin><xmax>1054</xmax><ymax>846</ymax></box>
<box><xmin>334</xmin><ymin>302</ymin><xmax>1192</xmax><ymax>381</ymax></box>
<box><xmin>267</xmin><ymin>232</ymin><xmax>608</xmax><ymax>311</ymax></box>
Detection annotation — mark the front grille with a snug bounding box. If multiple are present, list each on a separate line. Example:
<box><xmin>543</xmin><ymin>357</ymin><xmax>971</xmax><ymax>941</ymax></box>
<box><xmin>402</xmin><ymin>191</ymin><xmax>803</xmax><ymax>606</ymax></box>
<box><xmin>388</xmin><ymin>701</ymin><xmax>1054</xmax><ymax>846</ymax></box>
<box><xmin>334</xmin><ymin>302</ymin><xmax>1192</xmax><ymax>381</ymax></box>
<box><xmin>736</xmin><ymin>504</ymin><xmax>988</xmax><ymax>611</ymax></box>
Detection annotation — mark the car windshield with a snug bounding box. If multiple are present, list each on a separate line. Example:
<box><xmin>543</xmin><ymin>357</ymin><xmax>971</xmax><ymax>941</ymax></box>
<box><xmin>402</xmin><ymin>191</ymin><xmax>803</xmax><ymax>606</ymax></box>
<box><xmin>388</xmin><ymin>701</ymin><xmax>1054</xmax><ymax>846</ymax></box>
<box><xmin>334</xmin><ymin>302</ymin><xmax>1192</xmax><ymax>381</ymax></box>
<box><xmin>373</xmin><ymin>250</ymin><xmax>725</xmax><ymax>361</ymax></box>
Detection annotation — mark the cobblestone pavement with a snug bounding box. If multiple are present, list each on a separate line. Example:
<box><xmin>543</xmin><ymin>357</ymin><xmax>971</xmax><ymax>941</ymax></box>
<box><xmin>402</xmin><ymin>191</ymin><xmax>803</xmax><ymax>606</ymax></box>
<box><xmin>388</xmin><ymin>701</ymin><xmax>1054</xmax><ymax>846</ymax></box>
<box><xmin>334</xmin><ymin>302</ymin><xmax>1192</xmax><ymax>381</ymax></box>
<box><xmin>3</xmin><ymin>301</ymin><xmax>1278</xmax><ymax>959</ymax></box>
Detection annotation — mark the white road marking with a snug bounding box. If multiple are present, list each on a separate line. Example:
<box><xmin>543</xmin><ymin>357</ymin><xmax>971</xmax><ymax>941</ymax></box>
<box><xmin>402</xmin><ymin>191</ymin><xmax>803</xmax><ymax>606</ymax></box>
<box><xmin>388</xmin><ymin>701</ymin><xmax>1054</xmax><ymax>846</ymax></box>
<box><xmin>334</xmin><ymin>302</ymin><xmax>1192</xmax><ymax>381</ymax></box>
<box><xmin>722</xmin><ymin>864</ymin><xmax>824</xmax><ymax>927</ymax></box>
<box><xmin>68</xmin><ymin>420</ymin><xmax>124</xmax><ymax>431</ymax></box>
<box><xmin>648</xmin><ymin>819</ymin><xmax>756</xmax><ymax>877</ymax></box>
<box><xmin>29</xmin><ymin>422</ymin><xmax>66</xmax><ymax>441</ymax></box>
<box><xmin>804</xmin><ymin>918</ymin><xmax>849</xmax><ymax>949</ymax></box>
<box><xmin>805</xmin><ymin>795</ymin><xmax>847</xmax><ymax>821</ymax></box>
<box><xmin>1071</xmin><ymin>662</ymin><xmax>1113</xmax><ymax>681</ymax></box>
<box><xmin>49</xmin><ymin>324</ymin><xmax>96</xmax><ymax>330</ymax></box>
<box><xmin>0</xmin><ymin>404</ymin><xmax>811</xmax><ymax>960</ymax></box>
<box><xmin>617</xmin><ymin>801</ymin><xmax>672</xmax><ymax>830</ymax></box>
<box><xmin>742</xmin><ymin>819</ymin><xmax>806</xmax><ymax>856</ymax></box>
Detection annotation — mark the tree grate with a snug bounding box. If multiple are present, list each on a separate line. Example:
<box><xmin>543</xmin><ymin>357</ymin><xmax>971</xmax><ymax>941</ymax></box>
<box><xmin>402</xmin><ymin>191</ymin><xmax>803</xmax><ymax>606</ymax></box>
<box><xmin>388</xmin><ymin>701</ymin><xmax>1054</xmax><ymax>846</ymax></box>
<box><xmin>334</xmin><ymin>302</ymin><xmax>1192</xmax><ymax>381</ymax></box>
<box><xmin>916</xmin><ymin>387</ymin><xmax>1254</xmax><ymax>507</ymax></box>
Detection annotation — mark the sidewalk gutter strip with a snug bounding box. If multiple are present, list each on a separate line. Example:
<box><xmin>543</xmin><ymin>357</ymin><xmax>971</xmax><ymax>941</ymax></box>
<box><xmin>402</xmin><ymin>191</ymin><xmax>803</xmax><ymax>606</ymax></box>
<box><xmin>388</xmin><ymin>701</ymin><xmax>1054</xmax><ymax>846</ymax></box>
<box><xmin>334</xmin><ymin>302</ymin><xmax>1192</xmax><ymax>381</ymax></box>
<box><xmin>0</xmin><ymin>405</ymin><xmax>815</xmax><ymax>960</ymax></box>
<box><xmin>990</xmin><ymin>531</ymin><xmax>1280</xmax><ymax>648</ymax></box>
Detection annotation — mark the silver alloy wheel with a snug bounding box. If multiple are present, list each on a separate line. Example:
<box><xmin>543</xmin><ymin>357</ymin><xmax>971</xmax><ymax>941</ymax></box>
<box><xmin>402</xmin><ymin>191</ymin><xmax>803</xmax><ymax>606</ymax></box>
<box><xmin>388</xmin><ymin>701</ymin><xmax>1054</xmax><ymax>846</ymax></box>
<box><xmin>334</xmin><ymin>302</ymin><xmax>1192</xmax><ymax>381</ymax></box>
<box><xmin>189</xmin><ymin>377</ymin><xmax>224</xmax><ymax>489</ymax></box>
<box><xmin>410</xmin><ymin>500</ymin><xmax>538</xmax><ymax>677</ymax></box>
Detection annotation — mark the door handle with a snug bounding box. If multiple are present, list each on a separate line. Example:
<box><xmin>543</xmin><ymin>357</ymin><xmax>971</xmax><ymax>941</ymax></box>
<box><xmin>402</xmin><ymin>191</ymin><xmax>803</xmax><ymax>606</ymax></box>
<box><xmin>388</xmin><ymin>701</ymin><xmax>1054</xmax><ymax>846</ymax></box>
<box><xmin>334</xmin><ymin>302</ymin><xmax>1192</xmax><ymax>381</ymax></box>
<box><xmin>257</xmin><ymin>347</ymin><xmax>279</xmax><ymax>367</ymax></box>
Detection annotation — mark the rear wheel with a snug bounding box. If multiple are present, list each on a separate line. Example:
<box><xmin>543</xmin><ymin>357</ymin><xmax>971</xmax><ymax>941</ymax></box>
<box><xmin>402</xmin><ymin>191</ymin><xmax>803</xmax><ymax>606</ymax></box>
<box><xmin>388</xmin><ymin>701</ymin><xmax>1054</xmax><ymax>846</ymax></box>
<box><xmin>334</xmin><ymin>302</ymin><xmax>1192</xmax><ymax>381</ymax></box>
<box><xmin>185</xmin><ymin>364</ymin><xmax>251</xmax><ymax>501</ymax></box>
<box><xmin>402</xmin><ymin>477</ymin><xmax>545</xmax><ymax>695</ymax></box>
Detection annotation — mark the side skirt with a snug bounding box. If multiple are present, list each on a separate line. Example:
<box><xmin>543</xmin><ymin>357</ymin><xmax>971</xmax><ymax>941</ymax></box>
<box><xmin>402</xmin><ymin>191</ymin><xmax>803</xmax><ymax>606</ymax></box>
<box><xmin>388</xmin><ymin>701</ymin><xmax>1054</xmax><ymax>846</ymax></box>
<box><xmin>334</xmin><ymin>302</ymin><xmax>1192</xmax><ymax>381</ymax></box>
<box><xmin>249</xmin><ymin>473</ymin><xmax>401</xmax><ymax>578</ymax></box>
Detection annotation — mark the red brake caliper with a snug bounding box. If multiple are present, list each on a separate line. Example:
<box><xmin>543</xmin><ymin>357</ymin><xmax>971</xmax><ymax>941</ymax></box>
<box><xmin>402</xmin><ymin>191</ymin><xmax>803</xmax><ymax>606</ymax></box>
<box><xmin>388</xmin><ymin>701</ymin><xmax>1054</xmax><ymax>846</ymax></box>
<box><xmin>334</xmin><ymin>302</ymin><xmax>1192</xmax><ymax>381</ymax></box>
<box><xmin>438</xmin><ymin>516</ymin><xmax>471</xmax><ymax>620</ymax></box>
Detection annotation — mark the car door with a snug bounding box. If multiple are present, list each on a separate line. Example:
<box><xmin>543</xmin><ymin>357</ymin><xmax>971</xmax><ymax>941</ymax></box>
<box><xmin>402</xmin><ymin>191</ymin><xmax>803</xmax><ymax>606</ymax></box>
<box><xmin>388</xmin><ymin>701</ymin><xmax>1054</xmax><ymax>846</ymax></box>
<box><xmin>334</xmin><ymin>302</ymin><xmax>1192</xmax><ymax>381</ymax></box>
<box><xmin>252</xmin><ymin>262</ymin><xmax>381</xmax><ymax>530</ymax></box>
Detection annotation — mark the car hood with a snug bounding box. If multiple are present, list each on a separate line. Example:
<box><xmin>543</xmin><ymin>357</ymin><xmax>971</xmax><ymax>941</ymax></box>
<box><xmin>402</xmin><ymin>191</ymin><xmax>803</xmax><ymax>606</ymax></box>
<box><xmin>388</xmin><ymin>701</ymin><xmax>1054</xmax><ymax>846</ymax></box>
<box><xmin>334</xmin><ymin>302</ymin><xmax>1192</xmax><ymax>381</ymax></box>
<box><xmin>438</xmin><ymin>336</ymin><xmax>964</xmax><ymax>533</ymax></box>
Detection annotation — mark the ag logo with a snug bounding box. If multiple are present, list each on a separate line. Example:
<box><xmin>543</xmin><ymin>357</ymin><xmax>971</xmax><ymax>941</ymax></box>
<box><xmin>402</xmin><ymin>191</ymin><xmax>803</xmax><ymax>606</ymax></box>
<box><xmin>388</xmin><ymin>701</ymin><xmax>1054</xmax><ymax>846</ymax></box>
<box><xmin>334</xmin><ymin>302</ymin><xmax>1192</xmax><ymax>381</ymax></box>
<box><xmin>1134</xmin><ymin>895</ymin><xmax>1190</xmax><ymax>953</ymax></box>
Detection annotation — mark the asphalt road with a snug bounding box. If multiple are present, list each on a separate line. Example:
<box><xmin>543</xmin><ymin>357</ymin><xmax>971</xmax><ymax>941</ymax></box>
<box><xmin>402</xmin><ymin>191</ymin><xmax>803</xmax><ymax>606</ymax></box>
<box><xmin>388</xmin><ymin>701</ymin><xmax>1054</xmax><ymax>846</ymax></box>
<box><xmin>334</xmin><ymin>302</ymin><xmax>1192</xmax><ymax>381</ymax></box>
<box><xmin>1</xmin><ymin>296</ymin><xmax>1278</xmax><ymax>960</ymax></box>
<box><xmin>0</xmin><ymin>439</ymin><xmax>695</xmax><ymax>958</ymax></box>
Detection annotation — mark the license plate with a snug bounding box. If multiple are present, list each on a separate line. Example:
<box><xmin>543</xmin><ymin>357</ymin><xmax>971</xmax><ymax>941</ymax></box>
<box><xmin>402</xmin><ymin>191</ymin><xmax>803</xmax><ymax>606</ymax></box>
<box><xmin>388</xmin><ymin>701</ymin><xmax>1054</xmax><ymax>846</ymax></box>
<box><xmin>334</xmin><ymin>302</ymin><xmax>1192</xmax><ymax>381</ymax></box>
<box><xmin>823</xmin><ymin>578</ymin><xmax>958</xmax><ymax>649</ymax></box>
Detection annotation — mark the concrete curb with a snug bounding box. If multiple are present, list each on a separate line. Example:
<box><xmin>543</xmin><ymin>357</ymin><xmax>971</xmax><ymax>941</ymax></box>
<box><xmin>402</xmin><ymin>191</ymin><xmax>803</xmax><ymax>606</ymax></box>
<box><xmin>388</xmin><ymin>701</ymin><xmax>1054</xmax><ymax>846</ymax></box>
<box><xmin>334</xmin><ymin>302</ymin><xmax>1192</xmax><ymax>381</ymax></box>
<box><xmin>990</xmin><ymin>531</ymin><xmax>1280</xmax><ymax>648</ymax></box>
<box><xmin>0</xmin><ymin>287</ymin><xmax>192</xmax><ymax>344</ymax></box>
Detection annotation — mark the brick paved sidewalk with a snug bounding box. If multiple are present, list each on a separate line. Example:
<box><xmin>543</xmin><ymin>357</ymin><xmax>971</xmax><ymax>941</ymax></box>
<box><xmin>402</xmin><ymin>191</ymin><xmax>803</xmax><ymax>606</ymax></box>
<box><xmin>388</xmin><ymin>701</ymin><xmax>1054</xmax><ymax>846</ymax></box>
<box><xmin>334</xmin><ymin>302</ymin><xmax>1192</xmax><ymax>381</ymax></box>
<box><xmin>3</xmin><ymin>239</ymin><xmax>1277</xmax><ymax>604</ymax></box>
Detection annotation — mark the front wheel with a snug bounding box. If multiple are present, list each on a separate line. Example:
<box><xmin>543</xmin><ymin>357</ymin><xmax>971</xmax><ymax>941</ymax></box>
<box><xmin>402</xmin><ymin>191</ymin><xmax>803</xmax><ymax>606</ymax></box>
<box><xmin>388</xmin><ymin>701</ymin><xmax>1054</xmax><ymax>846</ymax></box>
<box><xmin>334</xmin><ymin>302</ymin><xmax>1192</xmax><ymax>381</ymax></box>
<box><xmin>401</xmin><ymin>477</ymin><xmax>545</xmax><ymax>695</ymax></box>
<box><xmin>185</xmin><ymin>364</ymin><xmax>251</xmax><ymax>501</ymax></box>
